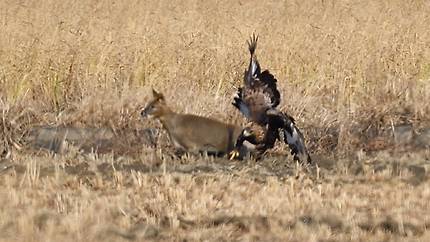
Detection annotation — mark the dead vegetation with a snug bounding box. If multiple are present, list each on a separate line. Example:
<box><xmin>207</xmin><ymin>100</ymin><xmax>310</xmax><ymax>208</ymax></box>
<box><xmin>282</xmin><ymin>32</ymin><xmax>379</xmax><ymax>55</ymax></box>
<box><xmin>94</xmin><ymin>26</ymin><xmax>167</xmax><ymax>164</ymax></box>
<box><xmin>1</xmin><ymin>0</ymin><xmax>430</xmax><ymax>241</ymax></box>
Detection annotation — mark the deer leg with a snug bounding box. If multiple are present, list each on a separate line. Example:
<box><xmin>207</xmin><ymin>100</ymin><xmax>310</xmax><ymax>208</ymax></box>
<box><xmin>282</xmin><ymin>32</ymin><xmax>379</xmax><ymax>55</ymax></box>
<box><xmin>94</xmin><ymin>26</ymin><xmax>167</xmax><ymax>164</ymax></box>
<box><xmin>173</xmin><ymin>148</ymin><xmax>186</xmax><ymax>158</ymax></box>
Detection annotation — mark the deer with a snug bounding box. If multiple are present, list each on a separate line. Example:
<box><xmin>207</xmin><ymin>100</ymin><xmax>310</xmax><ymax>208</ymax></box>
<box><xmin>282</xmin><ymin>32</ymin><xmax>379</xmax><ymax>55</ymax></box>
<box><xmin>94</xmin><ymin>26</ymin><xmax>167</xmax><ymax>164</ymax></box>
<box><xmin>141</xmin><ymin>89</ymin><xmax>252</xmax><ymax>158</ymax></box>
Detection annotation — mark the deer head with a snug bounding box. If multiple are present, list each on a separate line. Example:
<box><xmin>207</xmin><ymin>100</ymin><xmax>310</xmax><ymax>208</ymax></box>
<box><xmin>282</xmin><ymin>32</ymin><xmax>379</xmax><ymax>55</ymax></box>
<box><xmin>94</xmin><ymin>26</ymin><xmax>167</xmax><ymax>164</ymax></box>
<box><xmin>141</xmin><ymin>89</ymin><xmax>170</xmax><ymax>119</ymax></box>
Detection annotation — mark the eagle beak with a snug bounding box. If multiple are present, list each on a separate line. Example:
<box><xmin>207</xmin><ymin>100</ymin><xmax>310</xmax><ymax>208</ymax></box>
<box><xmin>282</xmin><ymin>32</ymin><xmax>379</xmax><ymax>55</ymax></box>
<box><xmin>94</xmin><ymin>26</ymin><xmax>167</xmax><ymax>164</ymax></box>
<box><xmin>229</xmin><ymin>149</ymin><xmax>240</xmax><ymax>160</ymax></box>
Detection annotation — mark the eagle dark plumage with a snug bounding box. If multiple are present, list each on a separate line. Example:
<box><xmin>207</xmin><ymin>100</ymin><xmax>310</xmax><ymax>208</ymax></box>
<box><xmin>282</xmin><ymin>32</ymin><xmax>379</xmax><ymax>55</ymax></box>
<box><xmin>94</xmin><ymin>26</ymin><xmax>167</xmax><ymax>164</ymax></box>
<box><xmin>233</xmin><ymin>35</ymin><xmax>280</xmax><ymax>125</ymax></box>
<box><xmin>230</xmin><ymin>34</ymin><xmax>312</xmax><ymax>164</ymax></box>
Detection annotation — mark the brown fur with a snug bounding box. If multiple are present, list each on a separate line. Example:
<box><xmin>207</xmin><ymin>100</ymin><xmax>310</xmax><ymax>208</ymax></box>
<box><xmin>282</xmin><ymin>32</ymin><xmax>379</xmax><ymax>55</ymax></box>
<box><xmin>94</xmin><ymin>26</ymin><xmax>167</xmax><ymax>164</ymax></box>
<box><xmin>141</xmin><ymin>89</ymin><xmax>244</xmax><ymax>156</ymax></box>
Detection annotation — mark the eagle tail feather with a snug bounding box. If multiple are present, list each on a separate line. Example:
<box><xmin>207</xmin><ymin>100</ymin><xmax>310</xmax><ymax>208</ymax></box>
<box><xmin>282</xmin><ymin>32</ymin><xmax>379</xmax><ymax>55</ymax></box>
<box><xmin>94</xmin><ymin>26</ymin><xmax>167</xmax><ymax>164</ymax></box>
<box><xmin>245</xmin><ymin>34</ymin><xmax>261</xmax><ymax>84</ymax></box>
<box><xmin>247</xmin><ymin>33</ymin><xmax>258</xmax><ymax>56</ymax></box>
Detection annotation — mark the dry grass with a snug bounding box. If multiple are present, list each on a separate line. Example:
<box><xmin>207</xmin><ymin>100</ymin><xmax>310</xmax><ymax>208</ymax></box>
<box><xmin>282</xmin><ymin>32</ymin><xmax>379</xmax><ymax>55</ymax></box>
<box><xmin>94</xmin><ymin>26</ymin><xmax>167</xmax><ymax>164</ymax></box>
<box><xmin>1</xmin><ymin>0</ymin><xmax>430</xmax><ymax>241</ymax></box>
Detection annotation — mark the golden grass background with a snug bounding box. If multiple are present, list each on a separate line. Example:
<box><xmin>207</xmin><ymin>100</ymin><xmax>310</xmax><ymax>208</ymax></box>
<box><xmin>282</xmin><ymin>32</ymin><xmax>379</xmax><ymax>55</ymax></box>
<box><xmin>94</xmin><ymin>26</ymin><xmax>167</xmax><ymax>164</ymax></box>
<box><xmin>1</xmin><ymin>0</ymin><xmax>430</xmax><ymax>241</ymax></box>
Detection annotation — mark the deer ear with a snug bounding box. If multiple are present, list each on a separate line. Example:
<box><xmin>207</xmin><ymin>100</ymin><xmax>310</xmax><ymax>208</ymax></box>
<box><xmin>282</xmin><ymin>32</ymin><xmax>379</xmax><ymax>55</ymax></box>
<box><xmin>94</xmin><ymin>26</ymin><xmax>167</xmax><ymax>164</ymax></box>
<box><xmin>152</xmin><ymin>88</ymin><xmax>164</xmax><ymax>100</ymax></box>
<box><xmin>152</xmin><ymin>88</ymin><xmax>159</xmax><ymax>97</ymax></box>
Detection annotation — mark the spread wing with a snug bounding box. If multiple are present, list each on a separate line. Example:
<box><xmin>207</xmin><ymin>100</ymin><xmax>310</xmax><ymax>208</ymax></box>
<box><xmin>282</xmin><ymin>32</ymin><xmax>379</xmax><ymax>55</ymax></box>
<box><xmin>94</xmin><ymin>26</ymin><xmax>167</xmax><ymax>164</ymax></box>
<box><xmin>278</xmin><ymin>113</ymin><xmax>312</xmax><ymax>164</ymax></box>
<box><xmin>233</xmin><ymin>34</ymin><xmax>280</xmax><ymax>125</ymax></box>
<box><xmin>263</xmin><ymin>110</ymin><xmax>311</xmax><ymax>163</ymax></box>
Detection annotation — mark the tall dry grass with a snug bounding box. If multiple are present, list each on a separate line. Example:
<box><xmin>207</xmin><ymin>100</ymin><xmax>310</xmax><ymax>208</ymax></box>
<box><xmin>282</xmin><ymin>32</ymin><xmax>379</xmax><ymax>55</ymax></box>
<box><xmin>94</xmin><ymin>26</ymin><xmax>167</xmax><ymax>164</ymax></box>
<box><xmin>1</xmin><ymin>0</ymin><xmax>429</xmax><ymax>138</ymax></box>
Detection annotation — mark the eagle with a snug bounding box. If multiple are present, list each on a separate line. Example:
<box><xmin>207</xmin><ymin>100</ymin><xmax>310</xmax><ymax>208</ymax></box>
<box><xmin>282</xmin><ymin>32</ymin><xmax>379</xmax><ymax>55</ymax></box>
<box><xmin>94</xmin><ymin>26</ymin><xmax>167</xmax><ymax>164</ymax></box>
<box><xmin>229</xmin><ymin>34</ymin><xmax>312</xmax><ymax>164</ymax></box>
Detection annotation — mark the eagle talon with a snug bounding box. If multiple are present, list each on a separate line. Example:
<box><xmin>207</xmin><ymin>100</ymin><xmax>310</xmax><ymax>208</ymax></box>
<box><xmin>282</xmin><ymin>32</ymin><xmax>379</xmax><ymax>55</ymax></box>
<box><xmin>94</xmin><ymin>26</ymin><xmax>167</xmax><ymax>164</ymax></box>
<box><xmin>229</xmin><ymin>150</ymin><xmax>240</xmax><ymax>160</ymax></box>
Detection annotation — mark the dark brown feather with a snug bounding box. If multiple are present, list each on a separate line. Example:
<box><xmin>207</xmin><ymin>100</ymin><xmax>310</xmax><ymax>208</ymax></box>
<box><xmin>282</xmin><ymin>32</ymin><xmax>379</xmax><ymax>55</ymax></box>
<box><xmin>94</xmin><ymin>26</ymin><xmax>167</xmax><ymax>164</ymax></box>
<box><xmin>232</xmin><ymin>35</ymin><xmax>312</xmax><ymax>164</ymax></box>
<box><xmin>233</xmin><ymin>35</ymin><xmax>281</xmax><ymax>125</ymax></box>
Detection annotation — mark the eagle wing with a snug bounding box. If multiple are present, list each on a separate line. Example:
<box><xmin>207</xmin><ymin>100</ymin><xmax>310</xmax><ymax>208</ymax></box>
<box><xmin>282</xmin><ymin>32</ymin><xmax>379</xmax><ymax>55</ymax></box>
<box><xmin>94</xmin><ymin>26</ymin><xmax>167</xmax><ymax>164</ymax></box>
<box><xmin>278</xmin><ymin>113</ymin><xmax>312</xmax><ymax>164</ymax></box>
<box><xmin>231</xmin><ymin>35</ymin><xmax>311</xmax><ymax>164</ymax></box>
<box><xmin>232</xmin><ymin>34</ymin><xmax>281</xmax><ymax>125</ymax></box>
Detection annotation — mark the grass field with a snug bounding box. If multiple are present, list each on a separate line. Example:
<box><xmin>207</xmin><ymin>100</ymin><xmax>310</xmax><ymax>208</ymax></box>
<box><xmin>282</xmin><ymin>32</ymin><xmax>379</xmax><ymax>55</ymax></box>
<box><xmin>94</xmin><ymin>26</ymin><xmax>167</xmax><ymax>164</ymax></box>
<box><xmin>1</xmin><ymin>0</ymin><xmax>430</xmax><ymax>241</ymax></box>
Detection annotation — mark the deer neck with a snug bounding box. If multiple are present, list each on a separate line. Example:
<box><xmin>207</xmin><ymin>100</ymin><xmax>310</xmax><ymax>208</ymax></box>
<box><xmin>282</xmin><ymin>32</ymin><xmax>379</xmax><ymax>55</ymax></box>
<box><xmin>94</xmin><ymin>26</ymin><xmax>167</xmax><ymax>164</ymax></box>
<box><xmin>157</xmin><ymin>107</ymin><xmax>176</xmax><ymax>128</ymax></box>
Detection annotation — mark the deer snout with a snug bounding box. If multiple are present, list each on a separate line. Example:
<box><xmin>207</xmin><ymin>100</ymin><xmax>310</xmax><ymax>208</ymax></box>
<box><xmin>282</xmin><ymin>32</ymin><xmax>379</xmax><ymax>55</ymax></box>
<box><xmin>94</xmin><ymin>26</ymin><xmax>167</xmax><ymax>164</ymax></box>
<box><xmin>140</xmin><ymin>108</ymin><xmax>149</xmax><ymax>119</ymax></box>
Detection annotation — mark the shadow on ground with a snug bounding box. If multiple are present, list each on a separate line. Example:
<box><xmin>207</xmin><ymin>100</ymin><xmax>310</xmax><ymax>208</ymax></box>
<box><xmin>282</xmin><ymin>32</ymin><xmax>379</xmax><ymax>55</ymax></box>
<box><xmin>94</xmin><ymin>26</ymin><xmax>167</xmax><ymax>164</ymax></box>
<box><xmin>0</xmin><ymin>125</ymin><xmax>425</xmax><ymax>187</ymax></box>
<box><xmin>26</xmin><ymin>125</ymin><xmax>158</xmax><ymax>156</ymax></box>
